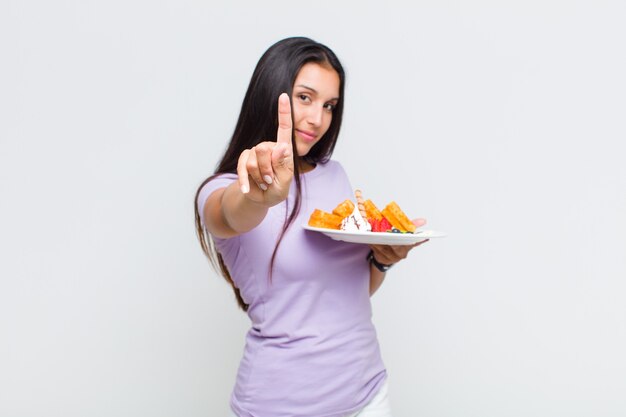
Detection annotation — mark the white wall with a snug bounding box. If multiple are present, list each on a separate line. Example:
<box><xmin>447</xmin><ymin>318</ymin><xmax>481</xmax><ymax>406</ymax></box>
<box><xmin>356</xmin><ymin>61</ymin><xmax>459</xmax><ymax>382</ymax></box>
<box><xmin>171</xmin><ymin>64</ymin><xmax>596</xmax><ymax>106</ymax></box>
<box><xmin>1</xmin><ymin>1</ymin><xmax>625</xmax><ymax>416</ymax></box>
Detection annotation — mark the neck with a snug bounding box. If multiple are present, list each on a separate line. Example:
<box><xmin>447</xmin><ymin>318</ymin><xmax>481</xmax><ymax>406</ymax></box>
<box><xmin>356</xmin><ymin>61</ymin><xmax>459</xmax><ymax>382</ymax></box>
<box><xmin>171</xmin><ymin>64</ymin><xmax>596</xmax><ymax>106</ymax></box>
<box><xmin>299</xmin><ymin>160</ymin><xmax>316</xmax><ymax>173</ymax></box>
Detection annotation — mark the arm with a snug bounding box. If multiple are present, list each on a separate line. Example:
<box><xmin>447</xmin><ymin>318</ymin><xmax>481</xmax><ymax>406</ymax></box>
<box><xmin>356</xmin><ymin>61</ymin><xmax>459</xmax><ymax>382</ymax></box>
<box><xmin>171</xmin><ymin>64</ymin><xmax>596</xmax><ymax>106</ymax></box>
<box><xmin>368</xmin><ymin>218</ymin><xmax>429</xmax><ymax>296</ymax></box>
<box><xmin>369</xmin><ymin>264</ymin><xmax>387</xmax><ymax>296</ymax></box>
<box><xmin>203</xmin><ymin>183</ymin><xmax>269</xmax><ymax>239</ymax></box>
<box><xmin>202</xmin><ymin>93</ymin><xmax>294</xmax><ymax>239</ymax></box>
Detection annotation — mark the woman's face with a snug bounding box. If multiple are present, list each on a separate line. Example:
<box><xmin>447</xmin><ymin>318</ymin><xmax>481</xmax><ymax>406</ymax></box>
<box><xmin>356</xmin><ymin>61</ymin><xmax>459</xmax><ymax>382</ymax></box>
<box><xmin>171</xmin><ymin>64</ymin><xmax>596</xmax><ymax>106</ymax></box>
<box><xmin>291</xmin><ymin>62</ymin><xmax>340</xmax><ymax>158</ymax></box>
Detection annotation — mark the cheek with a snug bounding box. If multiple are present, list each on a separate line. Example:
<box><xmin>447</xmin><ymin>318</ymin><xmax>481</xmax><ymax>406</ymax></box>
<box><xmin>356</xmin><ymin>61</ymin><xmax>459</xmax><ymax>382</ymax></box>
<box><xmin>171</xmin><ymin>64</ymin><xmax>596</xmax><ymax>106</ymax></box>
<box><xmin>291</xmin><ymin>102</ymin><xmax>304</xmax><ymax>124</ymax></box>
<box><xmin>321</xmin><ymin>114</ymin><xmax>333</xmax><ymax>134</ymax></box>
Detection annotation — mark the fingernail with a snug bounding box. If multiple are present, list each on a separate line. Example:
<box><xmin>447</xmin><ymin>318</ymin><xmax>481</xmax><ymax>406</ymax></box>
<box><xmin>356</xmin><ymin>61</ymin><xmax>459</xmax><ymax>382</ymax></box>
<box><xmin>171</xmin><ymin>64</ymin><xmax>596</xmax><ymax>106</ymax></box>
<box><xmin>259</xmin><ymin>183</ymin><xmax>268</xmax><ymax>191</ymax></box>
<box><xmin>263</xmin><ymin>175</ymin><xmax>273</xmax><ymax>185</ymax></box>
<box><xmin>241</xmin><ymin>185</ymin><xmax>249</xmax><ymax>194</ymax></box>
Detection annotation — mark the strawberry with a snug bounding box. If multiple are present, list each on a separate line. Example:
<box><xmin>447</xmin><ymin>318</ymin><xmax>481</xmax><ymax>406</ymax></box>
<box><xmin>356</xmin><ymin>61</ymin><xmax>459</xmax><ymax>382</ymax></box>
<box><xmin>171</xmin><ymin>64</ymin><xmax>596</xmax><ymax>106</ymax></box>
<box><xmin>368</xmin><ymin>218</ymin><xmax>393</xmax><ymax>232</ymax></box>
<box><xmin>379</xmin><ymin>217</ymin><xmax>392</xmax><ymax>232</ymax></box>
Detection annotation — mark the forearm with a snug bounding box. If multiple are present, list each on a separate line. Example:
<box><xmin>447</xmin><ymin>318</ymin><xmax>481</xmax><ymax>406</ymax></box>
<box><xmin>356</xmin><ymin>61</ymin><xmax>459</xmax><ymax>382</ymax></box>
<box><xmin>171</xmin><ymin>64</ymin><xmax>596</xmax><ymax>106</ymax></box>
<box><xmin>204</xmin><ymin>181</ymin><xmax>269</xmax><ymax>239</ymax></box>
<box><xmin>369</xmin><ymin>265</ymin><xmax>386</xmax><ymax>296</ymax></box>
<box><xmin>221</xmin><ymin>181</ymin><xmax>269</xmax><ymax>233</ymax></box>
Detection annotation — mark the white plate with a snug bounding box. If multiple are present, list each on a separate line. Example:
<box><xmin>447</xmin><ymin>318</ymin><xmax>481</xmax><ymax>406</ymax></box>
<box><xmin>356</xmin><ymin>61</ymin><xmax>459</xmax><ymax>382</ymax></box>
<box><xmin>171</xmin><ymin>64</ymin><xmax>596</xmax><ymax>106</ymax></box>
<box><xmin>302</xmin><ymin>224</ymin><xmax>446</xmax><ymax>245</ymax></box>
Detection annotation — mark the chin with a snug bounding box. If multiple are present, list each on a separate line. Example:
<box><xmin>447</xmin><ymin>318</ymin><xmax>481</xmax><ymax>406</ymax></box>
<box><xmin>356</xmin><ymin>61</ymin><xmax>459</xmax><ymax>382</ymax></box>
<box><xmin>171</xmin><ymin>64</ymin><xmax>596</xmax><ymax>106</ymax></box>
<box><xmin>295</xmin><ymin>144</ymin><xmax>311</xmax><ymax>157</ymax></box>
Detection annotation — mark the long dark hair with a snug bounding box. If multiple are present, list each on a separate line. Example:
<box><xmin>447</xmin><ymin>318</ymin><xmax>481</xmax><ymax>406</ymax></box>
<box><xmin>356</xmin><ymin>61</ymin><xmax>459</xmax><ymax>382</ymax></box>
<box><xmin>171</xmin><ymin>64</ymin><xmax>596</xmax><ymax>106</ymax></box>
<box><xmin>194</xmin><ymin>37</ymin><xmax>346</xmax><ymax>311</ymax></box>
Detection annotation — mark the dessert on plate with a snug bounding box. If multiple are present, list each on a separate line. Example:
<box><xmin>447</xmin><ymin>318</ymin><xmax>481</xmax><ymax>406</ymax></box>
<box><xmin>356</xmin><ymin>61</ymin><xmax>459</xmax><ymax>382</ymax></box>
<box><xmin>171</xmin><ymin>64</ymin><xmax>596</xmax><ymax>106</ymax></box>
<box><xmin>307</xmin><ymin>189</ymin><xmax>416</xmax><ymax>234</ymax></box>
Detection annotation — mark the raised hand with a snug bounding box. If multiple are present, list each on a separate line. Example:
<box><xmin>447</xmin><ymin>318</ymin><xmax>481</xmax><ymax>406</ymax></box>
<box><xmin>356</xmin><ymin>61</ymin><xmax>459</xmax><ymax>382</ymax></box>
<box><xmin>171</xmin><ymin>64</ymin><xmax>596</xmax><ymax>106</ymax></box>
<box><xmin>237</xmin><ymin>93</ymin><xmax>295</xmax><ymax>207</ymax></box>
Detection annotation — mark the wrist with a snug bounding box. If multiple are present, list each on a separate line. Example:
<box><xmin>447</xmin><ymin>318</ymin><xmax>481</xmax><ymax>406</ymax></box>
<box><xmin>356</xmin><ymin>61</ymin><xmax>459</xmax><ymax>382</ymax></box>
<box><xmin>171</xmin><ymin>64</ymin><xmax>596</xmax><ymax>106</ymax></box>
<box><xmin>222</xmin><ymin>183</ymin><xmax>269</xmax><ymax>233</ymax></box>
<box><xmin>367</xmin><ymin>250</ymin><xmax>394</xmax><ymax>273</ymax></box>
<box><xmin>231</xmin><ymin>182</ymin><xmax>271</xmax><ymax>209</ymax></box>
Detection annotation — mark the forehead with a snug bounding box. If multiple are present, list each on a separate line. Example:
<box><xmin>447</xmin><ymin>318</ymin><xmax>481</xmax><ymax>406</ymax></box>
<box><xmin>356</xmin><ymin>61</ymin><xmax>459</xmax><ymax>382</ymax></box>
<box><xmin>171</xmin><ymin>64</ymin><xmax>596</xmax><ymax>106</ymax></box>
<box><xmin>294</xmin><ymin>62</ymin><xmax>340</xmax><ymax>98</ymax></box>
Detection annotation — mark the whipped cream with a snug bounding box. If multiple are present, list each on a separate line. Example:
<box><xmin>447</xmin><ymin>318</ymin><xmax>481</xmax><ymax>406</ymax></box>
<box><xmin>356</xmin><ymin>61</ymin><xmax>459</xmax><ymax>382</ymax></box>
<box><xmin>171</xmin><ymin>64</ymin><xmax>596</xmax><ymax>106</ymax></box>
<box><xmin>340</xmin><ymin>204</ymin><xmax>372</xmax><ymax>232</ymax></box>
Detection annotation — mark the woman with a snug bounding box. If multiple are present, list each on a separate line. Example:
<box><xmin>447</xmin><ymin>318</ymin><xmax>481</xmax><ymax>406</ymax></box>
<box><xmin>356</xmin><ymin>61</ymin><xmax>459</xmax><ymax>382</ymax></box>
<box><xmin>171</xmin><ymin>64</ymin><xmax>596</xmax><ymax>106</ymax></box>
<box><xmin>195</xmin><ymin>37</ymin><xmax>426</xmax><ymax>417</ymax></box>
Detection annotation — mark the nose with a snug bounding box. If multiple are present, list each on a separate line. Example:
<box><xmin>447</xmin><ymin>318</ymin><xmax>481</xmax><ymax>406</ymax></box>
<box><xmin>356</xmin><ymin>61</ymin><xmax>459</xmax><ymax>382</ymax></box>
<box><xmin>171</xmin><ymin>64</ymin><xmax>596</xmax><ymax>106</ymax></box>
<box><xmin>306</xmin><ymin>105</ymin><xmax>323</xmax><ymax>127</ymax></box>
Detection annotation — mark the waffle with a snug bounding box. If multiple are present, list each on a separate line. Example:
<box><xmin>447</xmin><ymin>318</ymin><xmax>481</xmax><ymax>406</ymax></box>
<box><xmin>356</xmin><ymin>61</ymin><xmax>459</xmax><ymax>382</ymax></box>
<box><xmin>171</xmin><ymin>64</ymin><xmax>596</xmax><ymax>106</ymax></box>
<box><xmin>381</xmin><ymin>201</ymin><xmax>416</xmax><ymax>233</ymax></box>
<box><xmin>332</xmin><ymin>199</ymin><xmax>355</xmax><ymax>218</ymax></box>
<box><xmin>307</xmin><ymin>209</ymin><xmax>343</xmax><ymax>230</ymax></box>
<box><xmin>363</xmin><ymin>199</ymin><xmax>383</xmax><ymax>221</ymax></box>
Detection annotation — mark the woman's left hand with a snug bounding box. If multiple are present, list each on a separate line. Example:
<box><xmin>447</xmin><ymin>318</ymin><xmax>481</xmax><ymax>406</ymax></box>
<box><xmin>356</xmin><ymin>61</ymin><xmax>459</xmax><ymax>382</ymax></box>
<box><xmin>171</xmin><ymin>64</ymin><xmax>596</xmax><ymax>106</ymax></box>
<box><xmin>369</xmin><ymin>218</ymin><xmax>428</xmax><ymax>265</ymax></box>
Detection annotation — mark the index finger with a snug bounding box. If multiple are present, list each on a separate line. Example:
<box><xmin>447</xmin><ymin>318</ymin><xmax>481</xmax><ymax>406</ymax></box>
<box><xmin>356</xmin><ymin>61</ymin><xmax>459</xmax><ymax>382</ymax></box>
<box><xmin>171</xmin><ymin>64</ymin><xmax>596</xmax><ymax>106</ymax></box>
<box><xmin>276</xmin><ymin>93</ymin><xmax>292</xmax><ymax>145</ymax></box>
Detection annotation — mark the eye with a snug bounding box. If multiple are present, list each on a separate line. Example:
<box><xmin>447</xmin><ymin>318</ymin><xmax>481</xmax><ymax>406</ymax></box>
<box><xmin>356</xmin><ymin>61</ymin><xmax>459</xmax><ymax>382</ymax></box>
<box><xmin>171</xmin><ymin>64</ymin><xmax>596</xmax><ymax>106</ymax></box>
<box><xmin>298</xmin><ymin>94</ymin><xmax>311</xmax><ymax>103</ymax></box>
<box><xmin>324</xmin><ymin>103</ymin><xmax>336</xmax><ymax>112</ymax></box>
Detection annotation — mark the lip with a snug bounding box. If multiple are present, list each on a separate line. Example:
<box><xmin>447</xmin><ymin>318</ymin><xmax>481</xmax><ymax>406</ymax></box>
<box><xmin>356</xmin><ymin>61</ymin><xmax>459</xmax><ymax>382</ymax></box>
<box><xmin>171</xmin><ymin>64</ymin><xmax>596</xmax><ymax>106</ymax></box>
<box><xmin>296</xmin><ymin>129</ymin><xmax>317</xmax><ymax>143</ymax></box>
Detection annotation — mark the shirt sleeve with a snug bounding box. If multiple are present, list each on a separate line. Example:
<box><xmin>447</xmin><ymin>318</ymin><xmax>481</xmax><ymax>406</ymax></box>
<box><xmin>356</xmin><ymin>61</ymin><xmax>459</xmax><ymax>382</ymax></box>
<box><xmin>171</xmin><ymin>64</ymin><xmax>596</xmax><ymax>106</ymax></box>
<box><xmin>196</xmin><ymin>173</ymin><xmax>238</xmax><ymax>229</ymax></box>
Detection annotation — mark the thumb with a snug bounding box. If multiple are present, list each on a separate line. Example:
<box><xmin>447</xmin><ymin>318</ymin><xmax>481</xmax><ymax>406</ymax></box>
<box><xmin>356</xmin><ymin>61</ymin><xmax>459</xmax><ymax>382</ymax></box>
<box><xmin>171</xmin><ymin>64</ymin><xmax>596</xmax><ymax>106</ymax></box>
<box><xmin>412</xmin><ymin>218</ymin><xmax>427</xmax><ymax>228</ymax></box>
<box><xmin>271</xmin><ymin>142</ymin><xmax>294</xmax><ymax>177</ymax></box>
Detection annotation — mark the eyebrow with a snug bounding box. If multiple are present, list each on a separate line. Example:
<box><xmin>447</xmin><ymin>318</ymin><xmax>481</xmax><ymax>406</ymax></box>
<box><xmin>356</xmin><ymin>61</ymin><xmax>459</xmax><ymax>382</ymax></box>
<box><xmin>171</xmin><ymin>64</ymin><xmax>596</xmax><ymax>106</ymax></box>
<box><xmin>295</xmin><ymin>84</ymin><xmax>340</xmax><ymax>101</ymax></box>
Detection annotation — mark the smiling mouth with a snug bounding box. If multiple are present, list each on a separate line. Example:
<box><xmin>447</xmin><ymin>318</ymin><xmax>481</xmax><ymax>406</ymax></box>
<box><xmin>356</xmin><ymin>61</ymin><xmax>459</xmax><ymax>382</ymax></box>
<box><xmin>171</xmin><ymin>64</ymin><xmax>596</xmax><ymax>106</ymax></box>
<box><xmin>296</xmin><ymin>129</ymin><xmax>317</xmax><ymax>142</ymax></box>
